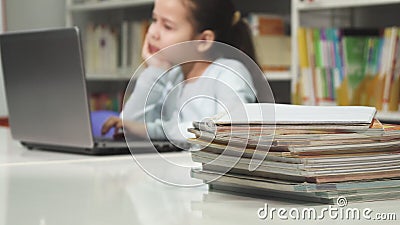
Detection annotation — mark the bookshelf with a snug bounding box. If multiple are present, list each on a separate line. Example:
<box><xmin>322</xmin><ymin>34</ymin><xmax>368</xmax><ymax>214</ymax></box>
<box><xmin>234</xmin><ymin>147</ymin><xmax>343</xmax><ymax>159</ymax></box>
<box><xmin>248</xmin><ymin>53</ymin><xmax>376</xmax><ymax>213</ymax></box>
<box><xmin>291</xmin><ymin>0</ymin><xmax>400</xmax><ymax>122</ymax></box>
<box><xmin>66</xmin><ymin>0</ymin><xmax>154</xmax><ymax>112</ymax></box>
<box><xmin>266</xmin><ymin>71</ymin><xmax>292</xmax><ymax>81</ymax></box>
<box><xmin>295</xmin><ymin>0</ymin><xmax>400</xmax><ymax>10</ymax></box>
<box><xmin>67</xmin><ymin>0</ymin><xmax>153</xmax><ymax>12</ymax></box>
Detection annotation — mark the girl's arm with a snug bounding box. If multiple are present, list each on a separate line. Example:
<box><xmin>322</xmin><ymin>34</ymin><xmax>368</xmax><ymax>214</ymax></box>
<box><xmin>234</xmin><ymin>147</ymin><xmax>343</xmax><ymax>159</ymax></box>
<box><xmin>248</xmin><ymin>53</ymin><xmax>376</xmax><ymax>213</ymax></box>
<box><xmin>121</xmin><ymin>66</ymin><xmax>168</xmax><ymax>122</ymax></box>
<box><xmin>143</xmin><ymin>59</ymin><xmax>258</xmax><ymax>142</ymax></box>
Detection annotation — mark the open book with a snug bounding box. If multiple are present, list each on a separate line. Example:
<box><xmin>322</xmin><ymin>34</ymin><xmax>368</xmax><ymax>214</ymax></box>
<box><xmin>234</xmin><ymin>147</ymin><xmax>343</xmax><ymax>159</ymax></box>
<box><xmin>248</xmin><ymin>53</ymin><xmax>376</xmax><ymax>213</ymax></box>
<box><xmin>193</xmin><ymin>103</ymin><xmax>377</xmax><ymax>132</ymax></box>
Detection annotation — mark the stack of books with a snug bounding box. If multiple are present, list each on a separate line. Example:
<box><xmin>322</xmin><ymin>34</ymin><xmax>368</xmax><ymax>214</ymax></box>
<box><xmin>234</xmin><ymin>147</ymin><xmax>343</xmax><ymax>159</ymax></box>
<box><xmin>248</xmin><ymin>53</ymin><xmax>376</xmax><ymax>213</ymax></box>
<box><xmin>188</xmin><ymin>103</ymin><xmax>400</xmax><ymax>204</ymax></box>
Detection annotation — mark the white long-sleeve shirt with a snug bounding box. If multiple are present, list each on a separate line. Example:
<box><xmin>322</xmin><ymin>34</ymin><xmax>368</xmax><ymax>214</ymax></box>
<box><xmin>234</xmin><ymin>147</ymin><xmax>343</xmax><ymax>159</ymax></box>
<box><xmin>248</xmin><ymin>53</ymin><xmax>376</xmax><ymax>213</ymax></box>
<box><xmin>121</xmin><ymin>58</ymin><xmax>257</xmax><ymax>141</ymax></box>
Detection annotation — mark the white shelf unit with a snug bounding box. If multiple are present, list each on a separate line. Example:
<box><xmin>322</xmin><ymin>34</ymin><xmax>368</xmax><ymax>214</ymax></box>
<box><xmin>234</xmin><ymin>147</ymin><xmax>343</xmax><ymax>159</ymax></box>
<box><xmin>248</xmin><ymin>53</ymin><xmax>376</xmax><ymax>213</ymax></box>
<box><xmin>296</xmin><ymin>0</ymin><xmax>400</xmax><ymax>10</ymax></box>
<box><xmin>67</xmin><ymin>0</ymin><xmax>153</xmax><ymax>13</ymax></box>
<box><xmin>85</xmin><ymin>69</ymin><xmax>292</xmax><ymax>82</ymax></box>
<box><xmin>265</xmin><ymin>71</ymin><xmax>292</xmax><ymax>81</ymax></box>
<box><xmin>86</xmin><ymin>74</ymin><xmax>132</xmax><ymax>81</ymax></box>
<box><xmin>291</xmin><ymin>0</ymin><xmax>400</xmax><ymax>122</ymax></box>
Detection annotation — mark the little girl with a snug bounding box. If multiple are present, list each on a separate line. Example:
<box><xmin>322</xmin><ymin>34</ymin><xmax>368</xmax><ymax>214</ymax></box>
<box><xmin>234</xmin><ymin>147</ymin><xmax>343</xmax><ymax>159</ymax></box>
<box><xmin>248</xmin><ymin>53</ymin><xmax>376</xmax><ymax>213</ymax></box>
<box><xmin>102</xmin><ymin>0</ymin><xmax>266</xmax><ymax>143</ymax></box>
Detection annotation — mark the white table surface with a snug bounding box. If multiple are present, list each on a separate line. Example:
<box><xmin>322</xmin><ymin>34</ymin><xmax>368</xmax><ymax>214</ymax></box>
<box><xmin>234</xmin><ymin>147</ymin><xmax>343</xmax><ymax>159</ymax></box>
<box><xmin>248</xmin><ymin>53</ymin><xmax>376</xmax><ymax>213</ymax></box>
<box><xmin>0</xmin><ymin>127</ymin><xmax>399</xmax><ymax>225</ymax></box>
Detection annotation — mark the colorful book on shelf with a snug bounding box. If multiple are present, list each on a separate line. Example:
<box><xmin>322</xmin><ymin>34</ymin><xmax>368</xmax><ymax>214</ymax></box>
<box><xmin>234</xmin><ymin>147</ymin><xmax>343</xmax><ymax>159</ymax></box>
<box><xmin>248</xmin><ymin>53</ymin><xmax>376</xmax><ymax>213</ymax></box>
<box><xmin>0</xmin><ymin>117</ymin><xmax>8</xmax><ymax>127</ymax></box>
<box><xmin>361</xmin><ymin>37</ymin><xmax>382</xmax><ymax>107</ymax></box>
<box><xmin>89</xmin><ymin>92</ymin><xmax>124</xmax><ymax>112</ymax></box>
<box><xmin>383</xmin><ymin>27</ymin><xmax>400</xmax><ymax>111</ymax></box>
<box><xmin>306</xmin><ymin>28</ymin><xmax>317</xmax><ymax>105</ymax></box>
<box><xmin>341</xmin><ymin>28</ymin><xmax>381</xmax><ymax>104</ymax></box>
<box><xmin>294</xmin><ymin>26</ymin><xmax>400</xmax><ymax>112</ymax></box>
<box><xmin>296</xmin><ymin>27</ymin><xmax>313</xmax><ymax>105</ymax></box>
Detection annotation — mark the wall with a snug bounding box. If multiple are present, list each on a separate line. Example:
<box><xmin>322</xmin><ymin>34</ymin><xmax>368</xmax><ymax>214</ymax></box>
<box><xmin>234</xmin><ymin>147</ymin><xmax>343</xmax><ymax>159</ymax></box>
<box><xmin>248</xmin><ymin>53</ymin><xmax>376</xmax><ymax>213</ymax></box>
<box><xmin>0</xmin><ymin>63</ymin><xmax>4</xmax><ymax>115</ymax></box>
<box><xmin>0</xmin><ymin>2</ymin><xmax>5</xmax><ymax>221</ymax></box>
<box><xmin>5</xmin><ymin>0</ymin><xmax>65</xmax><ymax>31</ymax></box>
<box><xmin>0</xmin><ymin>1</ymin><xmax>5</xmax><ymax>116</ymax></box>
<box><xmin>0</xmin><ymin>0</ymin><xmax>66</xmax><ymax>116</ymax></box>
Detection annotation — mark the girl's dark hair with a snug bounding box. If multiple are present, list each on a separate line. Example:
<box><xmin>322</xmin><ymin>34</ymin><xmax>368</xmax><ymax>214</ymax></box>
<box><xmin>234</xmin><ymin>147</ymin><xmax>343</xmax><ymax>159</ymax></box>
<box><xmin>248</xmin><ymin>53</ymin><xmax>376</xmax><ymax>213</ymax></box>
<box><xmin>184</xmin><ymin>0</ymin><xmax>258</xmax><ymax>64</ymax></box>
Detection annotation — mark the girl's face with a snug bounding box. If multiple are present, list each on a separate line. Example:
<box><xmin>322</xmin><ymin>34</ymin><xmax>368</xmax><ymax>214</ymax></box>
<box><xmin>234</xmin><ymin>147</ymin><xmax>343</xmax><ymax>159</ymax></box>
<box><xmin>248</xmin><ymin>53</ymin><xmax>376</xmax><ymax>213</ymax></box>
<box><xmin>146</xmin><ymin>0</ymin><xmax>197</xmax><ymax>55</ymax></box>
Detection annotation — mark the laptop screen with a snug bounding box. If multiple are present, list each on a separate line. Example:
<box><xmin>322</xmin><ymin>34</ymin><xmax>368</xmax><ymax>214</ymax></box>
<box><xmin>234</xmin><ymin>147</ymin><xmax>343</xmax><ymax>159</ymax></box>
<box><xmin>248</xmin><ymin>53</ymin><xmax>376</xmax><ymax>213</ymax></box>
<box><xmin>0</xmin><ymin>27</ymin><xmax>94</xmax><ymax>148</ymax></box>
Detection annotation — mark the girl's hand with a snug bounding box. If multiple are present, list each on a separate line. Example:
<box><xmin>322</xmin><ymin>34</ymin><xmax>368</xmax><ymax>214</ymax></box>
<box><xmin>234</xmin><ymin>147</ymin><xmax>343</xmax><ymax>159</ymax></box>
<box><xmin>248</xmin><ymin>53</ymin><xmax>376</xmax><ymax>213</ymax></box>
<box><xmin>101</xmin><ymin>116</ymin><xmax>123</xmax><ymax>138</ymax></box>
<box><xmin>101</xmin><ymin>116</ymin><xmax>147</xmax><ymax>139</ymax></box>
<box><xmin>141</xmin><ymin>37</ymin><xmax>152</xmax><ymax>62</ymax></box>
<box><xmin>142</xmin><ymin>36</ymin><xmax>171</xmax><ymax>69</ymax></box>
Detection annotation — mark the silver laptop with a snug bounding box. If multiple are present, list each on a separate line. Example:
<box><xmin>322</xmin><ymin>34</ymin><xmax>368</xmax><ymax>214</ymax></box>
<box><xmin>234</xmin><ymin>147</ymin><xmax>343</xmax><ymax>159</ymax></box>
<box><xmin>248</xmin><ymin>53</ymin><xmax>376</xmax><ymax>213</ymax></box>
<box><xmin>0</xmin><ymin>27</ymin><xmax>177</xmax><ymax>155</ymax></box>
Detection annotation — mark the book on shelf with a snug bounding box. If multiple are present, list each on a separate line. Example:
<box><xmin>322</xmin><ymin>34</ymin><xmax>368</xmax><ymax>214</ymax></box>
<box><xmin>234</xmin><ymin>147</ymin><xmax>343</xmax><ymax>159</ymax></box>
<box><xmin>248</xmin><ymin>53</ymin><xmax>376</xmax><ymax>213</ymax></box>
<box><xmin>83</xmin><ymin>20</ymin><xmax>149</xmax><ymax>76</ymax></box>
<box><xmin>253</xmin><ymin>35</ymin><xmax>291</xmax><ymax>73</ymax></box>
<box><xmin>85</xmin><ymin>23</ymin><xmax>119</xmax><ymax>75</ymax></box>
<box><xmin>188</xmin><ymin>103</ymin><xmax>400</xmax><ymax>203</ymax></box>
<box><xmin>89</xmin><ymin>91</ymin><xmax>124</xmax><ymax>112</ymax></box>
<box><xmin>247</xmin><ymin>13</ymin><xmax>291</xmax><ymax>75</ymax></box>
<box><xmin>247</xmin><ymin>13</ymin><xmax>286</xmax><ymax>36</ymax></box>
<box><xmin>295</xmin><ymin>26</ymin><xmax>400</xmax><ymax>113</ymax></box>
<box><xmin>129</xmin><ymin>20</ymin><xmax>149</xmax><ymax>71</ymax></box>
<box><xmin>0</xmin><ymin>117</ymin><xmax>8</xmax><ymax>127</ymax></box>
<box><xmin>342</xmin><ymin>28</ymin><xmax>381</xmax><ymax>107</ymax></box>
